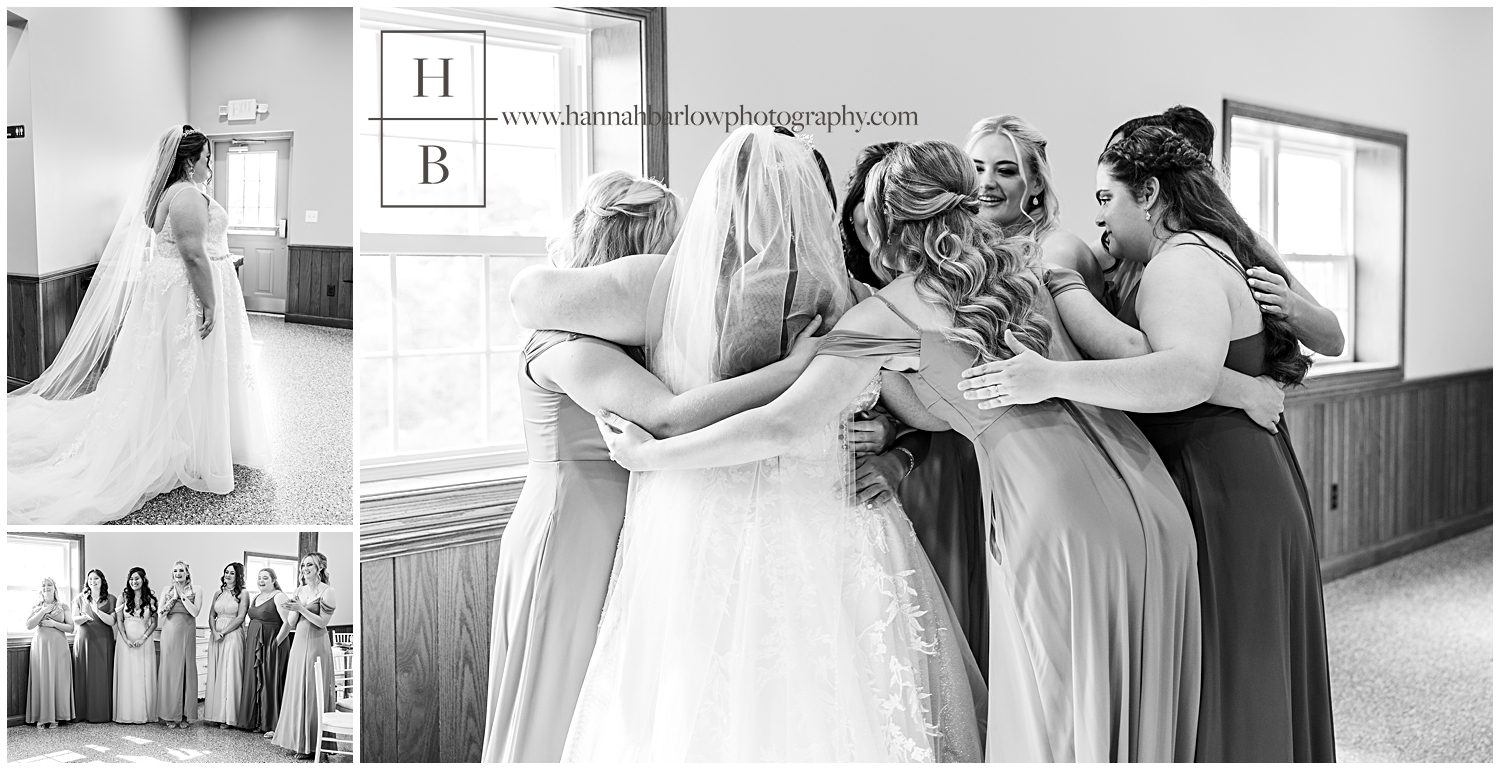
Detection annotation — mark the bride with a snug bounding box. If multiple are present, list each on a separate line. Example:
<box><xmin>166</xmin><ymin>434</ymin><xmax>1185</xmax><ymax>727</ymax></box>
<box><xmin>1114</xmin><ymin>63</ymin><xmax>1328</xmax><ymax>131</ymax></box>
<box><xmin>9</xmin><ymin>125</ymin><xmax>270</xmax><ymax>524</ymax></box>
<box><xmin>508</xmin><ymin>126</ymin><xmax>985</xmax><ymax>762</ymax></box>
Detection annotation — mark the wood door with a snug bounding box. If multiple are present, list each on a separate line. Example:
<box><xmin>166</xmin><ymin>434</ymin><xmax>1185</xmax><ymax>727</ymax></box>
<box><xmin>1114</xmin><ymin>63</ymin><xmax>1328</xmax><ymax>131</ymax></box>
<box><xmin>214</xmin><ymin>138</ymin><xmax>291</xmax><ymax>314</ymax></box>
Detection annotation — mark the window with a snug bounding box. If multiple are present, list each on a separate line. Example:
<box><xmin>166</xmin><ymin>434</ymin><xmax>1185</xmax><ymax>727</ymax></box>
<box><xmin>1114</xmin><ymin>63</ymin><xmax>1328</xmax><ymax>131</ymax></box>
<box><xmin>244</xmin><ymin>551</ymin><xmax>298</xmax><ymax>600</ymax></box>
<box><xmin>358</xmin><ymin>7</ymin><xmax>658</xmax><ymax>484</ymax></box>
<box><xmin>1224</xmin><ymin>101</ymin><xmax>1406</xmax><ymax>376</ymax></box>
<box><xmin>7</xmin><ymin>533</ymin><xmax>83</xmax><ymax>636</ymax></box>
<box><xmin>224</xmin><ymin>149</ymin><xmax>279</xmax><ymax>230</ymax></box>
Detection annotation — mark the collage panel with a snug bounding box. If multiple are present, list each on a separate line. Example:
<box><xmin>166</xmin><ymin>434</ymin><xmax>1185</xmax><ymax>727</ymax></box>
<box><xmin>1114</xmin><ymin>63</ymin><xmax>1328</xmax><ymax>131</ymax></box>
<box><xmin>7</xmin><ymin>7</ymin><xmax>353</xmax><ymax>526</ymax></box>
<box><xmin>5</xmin><ymin>528</ymin><xmax>356</xmax><ymax>763</ymax></box>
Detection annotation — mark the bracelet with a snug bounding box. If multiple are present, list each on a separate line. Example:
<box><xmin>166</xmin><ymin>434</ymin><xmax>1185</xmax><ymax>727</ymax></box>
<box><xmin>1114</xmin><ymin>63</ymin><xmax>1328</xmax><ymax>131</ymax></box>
<box><xmin>890</xmin><ymin>447</ymin><xmax>915</xmax><ymax>481</ymax></box>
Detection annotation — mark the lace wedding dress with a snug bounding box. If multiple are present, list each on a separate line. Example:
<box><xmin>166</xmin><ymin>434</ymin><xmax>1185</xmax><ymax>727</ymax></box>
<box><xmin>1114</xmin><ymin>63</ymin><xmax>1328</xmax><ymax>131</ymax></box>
<box><xmin>8</xmin><ymin>183</ymin><xmax>270</xmax><ymax>523</ymax></box>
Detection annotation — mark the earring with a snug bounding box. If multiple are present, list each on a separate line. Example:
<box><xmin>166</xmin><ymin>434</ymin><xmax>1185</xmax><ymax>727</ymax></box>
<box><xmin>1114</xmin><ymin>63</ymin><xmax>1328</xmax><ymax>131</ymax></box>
<box><xmin>1030</xmin><ymin>196</ymin><xmax>1039</xmax><ymax>208</ymax></box>
<box><xmin>1145</xmin><ymin>210</ymin><xmax>1152</xmax><ymax>222</ymax></box>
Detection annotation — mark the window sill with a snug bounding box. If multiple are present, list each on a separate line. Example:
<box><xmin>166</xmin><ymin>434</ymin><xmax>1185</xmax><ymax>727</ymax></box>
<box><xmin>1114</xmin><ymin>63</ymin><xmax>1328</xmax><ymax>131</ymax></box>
<box><xmin>360</xmin><ymin>466</ymin><xmax>527</xmax><ymax>562</ymax></box>
<box><xmin>1289</xmin><ymin>360</ymin><xmax>1403</xmax><ymax>400</ymax></box>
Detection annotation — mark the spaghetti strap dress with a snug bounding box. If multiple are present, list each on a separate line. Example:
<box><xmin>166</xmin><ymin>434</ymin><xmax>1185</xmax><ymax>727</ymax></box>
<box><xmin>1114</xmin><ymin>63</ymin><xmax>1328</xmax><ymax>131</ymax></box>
<box><xmin>1106</xmin><ymin>236</ymin><xmax>1336</xmax><ymax>762</ymax></box>
<box><xmin>28</xmin><ymin>603</ymin><xmax>76</xmax><ymax>725</ymax></box>
<box><xmin>237</xmin><ymin>593</ymin><xmax>292</xmax><ymax>732</ymax></box>
<box><xmin>480</xmin><ymin>331</ymin><xmax>639</xmax><ymax>763</ymax></box>
<box><xmin>817</xmin><ymin>280</ymin><xmax>1202</xmax><ymax>762</ymax></box>
<box><xmin>73</xmin><ymin>595</ymin><xmax>116</xmax><ymax>722</ymax></box>
<box><xmin>273</xmin><ymin>586</ymin><xmax>336</xmax><ymax>754</ymax></box>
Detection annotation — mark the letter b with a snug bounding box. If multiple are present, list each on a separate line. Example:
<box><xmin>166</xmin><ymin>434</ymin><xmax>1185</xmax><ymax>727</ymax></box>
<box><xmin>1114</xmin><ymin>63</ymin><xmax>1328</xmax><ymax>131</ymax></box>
<box><xmin>419</xmin><ymin>145</ymin><xmax>450</xmax><ymax>184</ymax></box>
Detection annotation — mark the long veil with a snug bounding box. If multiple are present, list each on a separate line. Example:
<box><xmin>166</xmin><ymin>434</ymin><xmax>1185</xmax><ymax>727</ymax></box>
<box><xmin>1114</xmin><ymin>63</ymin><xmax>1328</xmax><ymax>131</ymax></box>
<box><xmin>652</xmin><ymin>125</ymin><xmax>853</xmax><ymax>391</ymax></box>
<box><xmin>10</xmin><ymin>125</ymin><xmax>183</xmax><ymax>401</ymax></box>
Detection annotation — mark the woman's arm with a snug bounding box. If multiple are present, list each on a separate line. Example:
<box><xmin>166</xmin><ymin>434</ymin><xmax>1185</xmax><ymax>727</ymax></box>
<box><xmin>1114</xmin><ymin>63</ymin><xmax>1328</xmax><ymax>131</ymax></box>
<box><xmin>960</xmin><ymin>248</ymin><xmax>1232</xmax><ymax>412</ymax></box>
<box><xmin>1246</xmin><ymin>265</ymin><xmax>1345</xmax><ymax>356</ymax></box>
<box><xmin>1050</xmin><ymin>287</ymin><xmax>1153</xmax><ymax>360</ymax></box>
<box><xmin>25</xmin><ymin>606</ymin><xmax>47</xmax><ymax>630</ymax></box>
<box><xmin>234</xmin><ymin>593</ymin><xmax>249</xmax><ymax>629</ymax></box>
<box><xmin>601</xmin><ymin>352</ymin><xmax>884</xmax><ymax>471</ymax></box>
<box><xmin>51</xmin><ymin>606</ymin><xmax>74</xmax><ymax>634</ymax></box>
<box><xmin>1041</xmin><ymin>230</ymin><xmax>1107</xmax><ymax>301</ymax></box>
<box><xmin>294</xmin><ymin>588</ymin><xmax>335</xmax><ymax>629</ymax></box>
<box><xmin>535</xmin><ymin>318</ymin><xmax>822</xmax><ymax>439</ymax></box>
<box><xmin>274</xmin><ymin>594</ymin><xmax>294</xmax><ymax>645</ymax></box>
<box><xmin>508</xmin><ymin>253</ymin><xmax>667</xmax><ymax>346</ymax></box>
<box><xmin>179</xmin><ymin>586</ymin><xmax>201</xmax><ymax>617</ymax></box>
<box><xmin>94</xmin><ymin>598</ymin><xmax>117</xmax><ymax>627</ymax></box>
<box><xmin>167</xmin><ymin>189</ymin><xmax>217</xmax><ymax>339</ymax></box>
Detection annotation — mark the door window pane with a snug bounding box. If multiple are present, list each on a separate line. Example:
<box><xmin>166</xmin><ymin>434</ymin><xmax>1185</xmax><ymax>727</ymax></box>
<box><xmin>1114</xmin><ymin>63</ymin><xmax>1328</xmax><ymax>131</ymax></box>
<box><xmin>225</xmin><ymin>150</ymin><xmax>278</xmax><ymax>228</ymax></box>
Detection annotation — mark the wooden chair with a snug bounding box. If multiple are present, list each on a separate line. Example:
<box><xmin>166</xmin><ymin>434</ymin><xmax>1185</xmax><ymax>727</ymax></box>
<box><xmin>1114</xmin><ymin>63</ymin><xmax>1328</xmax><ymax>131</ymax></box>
<box><xmin>313</xmin><ymin>657</ymin><xmax>355</xmax><ymax>762</ymax></box>
<box><xmin>333</xmin><ymin>647</ymin><xmax>356</xmax><ymax>702</ymax></box>
<box><xmin>331</xmin><ymin>630</ymin><xmax>353</xmax><ymax>648</ymax></box>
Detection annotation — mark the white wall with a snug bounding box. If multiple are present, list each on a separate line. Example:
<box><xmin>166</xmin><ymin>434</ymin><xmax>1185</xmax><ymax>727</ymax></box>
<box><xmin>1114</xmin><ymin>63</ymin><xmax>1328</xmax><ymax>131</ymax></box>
<box><xmin>188</xmin><ymin>7</ymin><xmax>353</xmax><ymax>248</ymax></box>
<box><xmin>82</xmin><ymin>530</ymin><xmax>355</xmax><ymax>628</ymax></box>
<box><xmin>665</xmin><ymin>7</ymin><xmax>1492</xmax><ymax>379</ymax></box>
<box><xmin>8</xmin><ymin>19</ymin><xmax>39</xmax><ymax>275</ymax></box>
<box><xmin>10</xmin><ymin>7</ymin><xmax>189</xmax><ymax>275</ymax></box>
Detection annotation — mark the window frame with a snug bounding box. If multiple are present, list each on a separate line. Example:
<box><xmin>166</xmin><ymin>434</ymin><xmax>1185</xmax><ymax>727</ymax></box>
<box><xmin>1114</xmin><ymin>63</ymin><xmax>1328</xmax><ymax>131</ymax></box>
<box><xmin>7</xmin><ymin>532</ymin><xmax>85</xmax><ymax>640</ymax></box>
<box><xmin>358</xmin><ymin>7</ymin><xmax>665</xmax><ymax>487</ymax></box>
<box><xmin>1223</xmin><ymin>100</ymin><xmax>1407</xmax><ymax>389</ymax></box>
<box><xmin>243</xmin><ymin>550</ymin><xmax>299</xmax><ymax>601</ymax></box>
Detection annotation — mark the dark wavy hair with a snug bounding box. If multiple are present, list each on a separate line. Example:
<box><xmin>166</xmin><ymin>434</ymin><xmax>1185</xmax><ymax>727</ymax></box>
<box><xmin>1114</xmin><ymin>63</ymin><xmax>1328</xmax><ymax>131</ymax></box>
<box><xmin>1111</xmin><ymin>105</ymin><xmax>1216</xmax><ymax>158</ymax></box>
<box><xmin>865</xmin><ymin>140</ymin><xmax>1051</xmax><ymax>364</ymax></box>
<box><xmin>163</xmin><ymin>125</ymin><xmax>211</xmax><ymax>189</ymax></box>
<box><xmin>1099</xmin><ymin>126</ymin><xmax>1310</xmax><ymax>385</ymax></box>
<box><xmin>83</xmin><ymin>569</ymin><xmax>110</xmax><ymax>604</ymax></box>
<box><xmin>122</xmin><ymin>567</ymin><xmax>157</xmax><ymax>617</ymax></box>
<box><xmin>839</xmin><ymin>142</ymin><xmax>901</xmax><ymax>287</ymax></box>
<box><xmin>221</xmin><ymin>562</ymin><xmax>246</xmax><ymax>601</ymax></box>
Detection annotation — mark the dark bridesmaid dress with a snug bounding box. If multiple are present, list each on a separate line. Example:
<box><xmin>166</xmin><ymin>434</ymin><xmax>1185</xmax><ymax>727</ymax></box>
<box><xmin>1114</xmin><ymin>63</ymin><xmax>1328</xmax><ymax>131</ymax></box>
<box><xmin>157</xmin><ymin>593</ymin><xmax>198</xmax><ymax>722</ymax></box>
<box><xmin>896</xmin><ymin>431</ymin><xmax>988</xmax><ymax>677</ymax></box>
<box><xmin>72</xmin><ymin>594</ymin><xmax>116</xmax><ymax>722</ymax></box>
<box><xmin>237</xmin><ymin>593</ymin><xmax>291</xmax><ymax>732</ymax></box>
<box><xmin>1106</xmin><ymin>240</ymin><xmax>1337</xmax><ymax>762</ymax></box>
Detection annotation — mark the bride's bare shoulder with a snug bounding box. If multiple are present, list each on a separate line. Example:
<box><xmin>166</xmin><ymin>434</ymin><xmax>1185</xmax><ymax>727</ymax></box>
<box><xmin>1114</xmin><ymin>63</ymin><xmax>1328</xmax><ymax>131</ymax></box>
<box><xmin>158</xmin><ymin>183</ymin><xmax>208</xmax><ymax>231</ymax></box>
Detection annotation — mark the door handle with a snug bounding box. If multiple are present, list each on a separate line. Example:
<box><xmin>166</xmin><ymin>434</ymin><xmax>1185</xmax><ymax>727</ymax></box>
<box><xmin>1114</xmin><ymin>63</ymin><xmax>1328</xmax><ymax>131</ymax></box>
<box><xmin>278</xmin><ymin>219</ymin><xmax>287</xmax><ymax>239</ymax></box>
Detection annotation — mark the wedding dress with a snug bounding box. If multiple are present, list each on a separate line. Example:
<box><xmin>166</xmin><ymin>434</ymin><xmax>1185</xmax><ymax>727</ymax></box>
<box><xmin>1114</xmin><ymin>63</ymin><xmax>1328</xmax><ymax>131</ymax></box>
<box><xmin>8</xmin><ymin>126</ymin><xmax>270</xmax><ymax>524</ymax></box>
<box><xmin>561</xmin><ymin>127</ymin><xmax>986</xmax><ymax>762</ymax></box>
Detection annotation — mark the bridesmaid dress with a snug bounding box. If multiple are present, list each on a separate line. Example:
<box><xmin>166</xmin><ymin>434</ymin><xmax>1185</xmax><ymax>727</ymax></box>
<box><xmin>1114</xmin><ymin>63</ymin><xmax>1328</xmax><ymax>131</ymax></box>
<box><xmin>273</xmin><ymin>586</ymin><xmax>336</xmax><ymax>755</ymax></box>
<box><xmin>480</xmin><ymin>331</ymin><xmax>637</xmax><ymax>763</ymax></box>
<box><xmin>237</xmin><ymin>593</ymin><xmax>291</xmax><ymax>733</ymax></box>
<box><xmin>204</xmin><ymin>589</ymin><xmax>245</xmax><ymax>725</ymax></box>
<box><xmin>72</xmin><ymin>594</ymin><xmax>116</xmax><ymax>722</ymax></box>
<box><xmin>157</xmin><ymin>592</ymin><xmax>198</xmax><ymax>722</ymax></box>
<box><xmin>1106</xmin><ymin>238</ymin><xmax>1337</xmax><ymax>762</ymax></box>
<box><xmin>817</xmin><ymin>282</ymin><xmax>1202</xmax><ymax>762</ymax></box>
<box><xmin>114</xmin><ymin>608</ymin><xmax>158</xmax><ymax>723</ymax></box>
<box><xmin>27</xmin><ymin>602</ymin><xmax>75</xmax><ymax>725</ymax></box>
<box><xmin>896</xmin><ymin>430</ymin><xmax>988</xmax><ymax>678</ymax></box>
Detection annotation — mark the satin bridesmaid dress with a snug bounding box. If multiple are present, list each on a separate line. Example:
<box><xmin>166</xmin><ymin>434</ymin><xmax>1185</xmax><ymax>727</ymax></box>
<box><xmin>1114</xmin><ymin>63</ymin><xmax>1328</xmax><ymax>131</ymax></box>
<box><xmin>73</xmin><ymin>595</ymin><xmax>116</xmax><ymax>722</ymax></box>
<box><xmin>27</xmin><ymin>602</ymin><xmax>75</xmax><ymax>725</ymax></box>
<box><xmin>204</xmin><ymin>589</ymin><xmax>245</xmax><ymax>725</ymax></box>
<box><xmin>157</xmin><ymin>591</ymin><xmax>198</xmax><ymax>723</ymax></box>
<box><xmin>237</xmin><ymin>593</ymin><xmax>291</xmax><ymax>733</ymax></box>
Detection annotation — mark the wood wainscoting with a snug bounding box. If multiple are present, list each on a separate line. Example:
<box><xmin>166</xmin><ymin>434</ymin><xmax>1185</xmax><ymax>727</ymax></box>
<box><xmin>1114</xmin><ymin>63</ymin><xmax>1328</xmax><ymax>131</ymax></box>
<box><xmin>7</xmin><ymin>264</ymin><xmax>98</xmax><ymax>390</ymax></box>
<box><xmin>286</xmin><ymin>245</ymin><xmax>352</xmax><ymax>329</ymax></box>
<box><xmin>358</xmin><ymin>368</ymin><xmax>1492</xmax><ymax>763</ymax></box>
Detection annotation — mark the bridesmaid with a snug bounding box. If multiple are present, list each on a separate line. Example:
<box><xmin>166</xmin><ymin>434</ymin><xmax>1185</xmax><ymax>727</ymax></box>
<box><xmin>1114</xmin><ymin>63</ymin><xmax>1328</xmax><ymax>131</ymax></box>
<box><xmin>274</xmin><ymin>552</ymin><xmax>338</xmax><ymax>759</ymax></box>
<box><xmin>72</xmin><ymin>569</ymin><xmax>116</xmax><ymax>723</ymax></box>
<box><xmin>114</xmin><ymin>567</ymin><xmax>158</xmax><ymax>724</ymax></box>
<box><xmin>596</xmin><ymin>140</ymin><xmax>1204</xmax><ymax>761</ymax></box>
<box><xmin>157</xmin><ymin>560</ymin><xmax>200</xmax><ymax>728</ymax></box>
<box><xmin>238</xmin><ymin>567</ymin><xmax>293</xmax><ymax>738</ymax></box>
<box><xmin>1100</xmin><ymin>106</ymin><xmax>1346</xmax><ymax>358</ymax></box>
<box><xmin>839</xmin><ymin>141</ymin><xmax>989</xmax><ymax>675</ymax></box>
<box><xmin>482</xmin><ymin>169</ymin><xmax>825</xmax><ymax>762</ymax></box>
<box><xmin>26</xmin><ymin>577</ymin><xmax>75</xmax><ymax>728</ymax></box>
<box><xmin>205</xmin><ymin>562</ymin><xmax>248</xmax><ymax>728</ymax></box>
<box><xmin>959</xmin><ymin>125</ymin><xmax>1337</xmax><ymax>761</ymax></box>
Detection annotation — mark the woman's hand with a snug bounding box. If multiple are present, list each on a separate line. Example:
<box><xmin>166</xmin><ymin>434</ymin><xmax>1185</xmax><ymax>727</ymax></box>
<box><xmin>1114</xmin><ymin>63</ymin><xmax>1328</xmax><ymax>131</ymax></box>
<box><xmin>1246</xmin><ymin>267</ymin><xmax>1306</xmax><ymax>322</ymax></box>
<box><xmin>596</xmin><ymin>410</ymin><xmax>659</xmax><ymax>471</ymax></box>
<box><xmin>782</xmin><ymin>314</ymin><xmax>824</xmax><ymax>373</ymax></box>
<box><xmin>846</xmin><ymin>411</ymin><xmax>897</xmax><ymax>456</ymax></box>
<box><xmin>1242</xmin><ymin>375</ymin><xmax>1285</xmax><ymax>433</ymax></box>
<box><xmin>854</xmin><ymin>450</ymin><xmax>910</xmax><ymax>508</ymax></box>
<box><xmin>280</xmin><ymin>596</ymin><xmax>302</xmax><ymax>614</ymax></box>
<box><xmin>958</xmin><ymin>330</ymin><xmax>1060</xmax><ymax>409</ymax></box>
<box><xmin>199</xmin><ymin>304</ymin><xmax>216</xmax><ymax>339</ymax></box>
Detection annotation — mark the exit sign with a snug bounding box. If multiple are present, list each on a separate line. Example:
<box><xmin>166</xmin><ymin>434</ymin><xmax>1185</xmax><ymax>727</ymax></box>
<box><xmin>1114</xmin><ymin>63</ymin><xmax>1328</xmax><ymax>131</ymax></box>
<box><xmin>7</xmin><ymin>125</ymin><xmax>25</xmax><ymax>139</ymax></box>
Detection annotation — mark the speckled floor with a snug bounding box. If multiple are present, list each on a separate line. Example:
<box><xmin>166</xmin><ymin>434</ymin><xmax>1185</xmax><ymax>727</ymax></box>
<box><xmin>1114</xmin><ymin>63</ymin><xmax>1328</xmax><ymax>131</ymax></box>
<box><xmin>5</xmin><ymin>701</ymin><xmax>351</xmax><ymax>763</ymax></box>
<box><xmin>1326</xmin><ymin>525</ymin><xmax>1492</xmax><ymax>762</ymax></box>
<box><xmin>114</xmin><ymin>314</ymin><xmax>353</xmax><ymax>526</ymax></box>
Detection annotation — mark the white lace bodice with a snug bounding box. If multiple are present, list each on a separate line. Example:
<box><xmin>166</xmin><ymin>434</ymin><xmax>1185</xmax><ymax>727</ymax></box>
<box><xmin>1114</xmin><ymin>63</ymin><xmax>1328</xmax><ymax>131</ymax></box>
<box><xmin>154</xmin><ymin>187</ymin><xmax>232</xmax><ymax>262</ymax></box>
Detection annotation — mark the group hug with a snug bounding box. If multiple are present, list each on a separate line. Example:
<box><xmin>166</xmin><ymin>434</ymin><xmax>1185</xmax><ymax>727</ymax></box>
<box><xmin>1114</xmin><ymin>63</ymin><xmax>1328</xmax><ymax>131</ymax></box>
<box><xmin>481</xmin><ymin>106</ymin><xmax>1340</xmax><ymax>762</ymax></box>
<box><xmin>24</xmin><ymin>554</ymin><xmax>339</xmax><ymax>760</ymax></box>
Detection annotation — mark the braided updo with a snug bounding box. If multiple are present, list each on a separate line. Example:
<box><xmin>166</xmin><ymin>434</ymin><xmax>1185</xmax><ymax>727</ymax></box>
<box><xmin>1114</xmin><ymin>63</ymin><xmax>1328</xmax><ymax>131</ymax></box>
<box><xmin>551</xmin><ymin>170</ymin><xmax>683</xmax><ymax>268</ymax></box>
<box><xmin>865</xmin><ymin>140</ymin><xmax>1051</xmax><ymax>364</ymax></box>
<box><xmin>1100</xmin><ymin>126</ymin><xmax>1310</xmax><ymax>385</ymax></box>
